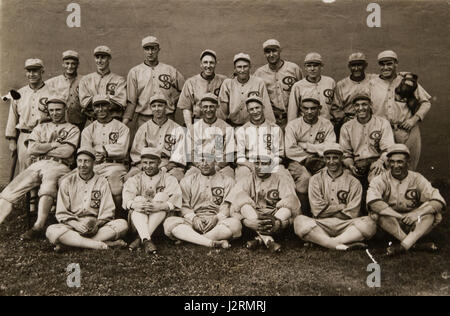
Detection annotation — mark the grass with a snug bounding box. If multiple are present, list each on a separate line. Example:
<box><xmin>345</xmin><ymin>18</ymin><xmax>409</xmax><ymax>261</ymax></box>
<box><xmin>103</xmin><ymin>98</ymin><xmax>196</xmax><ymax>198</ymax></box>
<box><xmin>0</xmin><ymin>181</ymin><xmax>449</xmax><ymax>296</ymax></box>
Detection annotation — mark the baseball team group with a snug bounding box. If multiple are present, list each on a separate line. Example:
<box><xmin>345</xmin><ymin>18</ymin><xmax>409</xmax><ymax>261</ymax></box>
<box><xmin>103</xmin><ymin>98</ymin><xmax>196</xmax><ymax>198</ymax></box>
<box><xmin>0</xmin><ymin>35</ymin><xmax>446</xmax><ymax>256</ymax></box>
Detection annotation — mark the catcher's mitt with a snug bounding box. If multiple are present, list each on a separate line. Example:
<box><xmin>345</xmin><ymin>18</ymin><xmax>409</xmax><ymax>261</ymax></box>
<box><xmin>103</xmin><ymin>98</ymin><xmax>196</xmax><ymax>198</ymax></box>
<box><xmin>303</xmin><ymin>154</ymin><xmax>326</xmax><ymax>174</ymax></box>
<box><xmin>257</xmin><ymin>213</ymin><xmax>282</xmax><ymax>236</ymax></box>
<box><xmin>395</xmin><ymin>73</ymin><xmax>420</xmax><ymax>115</ymax></box>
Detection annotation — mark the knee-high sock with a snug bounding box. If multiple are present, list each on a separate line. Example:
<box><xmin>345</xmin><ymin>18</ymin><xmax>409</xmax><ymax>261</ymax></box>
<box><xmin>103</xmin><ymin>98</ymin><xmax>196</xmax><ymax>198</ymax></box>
<box><xmin>34</xmin><ymin>195</ymin><xmax>53</xmax><ymax>230</ymax></box>
<box><xmin>274</xmin><ymin>207</ymin><xmax>291</xmax><ymax>229</ymax></box>
<box><xmin>304</xmin><ymin>226</ymin><xmax>339</xmax><ymax>249</ymax></box>
<box><xmin>146</xmin><ymin>211</ymin><xmax>167</xmax><ymax>239</ymax></box>
<box><xmin>92</xmin><ymin>225</ymin><xmax>119</xmax><ymax>242</ymax></box>
<box><xmin>58</xmin><ymin>230</ymin><xmax>107</xmax><ymax>249</ymax></box>
<box><xmin>333</xmin><ymin>225</ymin><xmax>365</xmax><ymax>245</ymax></box>
<box><xmin>0</xmin><ymin>199</ymin><xmax>13</xmax><ymax>225</ymax></box>
<box><xmin>131</xmin><ymin>212</ymin><xmax>150</xmax><ymax>241</ymax></box>
<box><xmin>204</xmin><ymin>224</ymin><xmax>233</xmax><ymax>241</ymax></box>
<box><xmin>171</xmin><ymin>224</ymin><xmax>214</xmax><ymax>247</ymax></box>
<box><xmin>378</xmin><ymin>215</ymin><xmax>407</xmax><ymax>242</ymax></box>
<box><xmin>401</xmin><ymin>214</ymin><xmax>434</xmax><ymax>250</ymax></box>
<box><xmin>29</xmin><ymin>189</ymin><xmax>38</xmax><ymax>213</ymax></box>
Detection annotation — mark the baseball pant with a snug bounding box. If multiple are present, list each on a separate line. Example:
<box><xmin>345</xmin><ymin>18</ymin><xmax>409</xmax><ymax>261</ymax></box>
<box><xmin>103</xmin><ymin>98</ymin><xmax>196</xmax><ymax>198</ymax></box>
<box><xmin>17</xmin><ymin>131</ymin><xmax>32</xmax><ymax>173</ymax></box>
<box><xmin>288</xmin><ymin>161</ymin><xmax>312</xmax><ymax>194</ymax></box>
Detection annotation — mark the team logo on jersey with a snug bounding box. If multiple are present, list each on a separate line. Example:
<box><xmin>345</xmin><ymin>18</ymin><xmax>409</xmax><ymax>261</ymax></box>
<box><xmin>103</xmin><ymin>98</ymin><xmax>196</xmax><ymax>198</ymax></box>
<box><xmin>323</xmin><ymin>89</ymin><xmax>334</xmax><ymax>105</ymax></box>
<box><xmin>337</xmin><ymin>190</ymin><xmax>349</xmax><ymax>204</ymax></box>
<box><xmin>213</xmin><ymin>88</ymin><xmax>221</xmax><ymax>96</ymax></box>
<box><xmin>56</xmin><ymin>129</ymin><xmax>69</xmax><ymax>143</ymax></box>
<box><xmin>211</xmin><ymin>187</ymin><xmax>224</xmax><ymax>205</ymax></box>
<box><xmin>263</xmin><ymin>134</ymin><xmax>272</xmax><ymax>151</ymax></box>
<box><xmin>106</xmin><ymin>83</ymin><xmax>117</xmax><ymax>96</ymax></box>
<box><xmin>282</xmin><ymin>76</ymin><xmax>297</xmax><ymax>92</ymax></box>
<box><xmin>405</xmin><ymin>189</ymin><xmax>420</xmax><ymax>209</ymax></box>
<box><xmin>90</xmin><ymin>190</ymin><xmax>101</xmax><ymax>209</ymax></box>
<box><xmin>266</xmin><ymin>189</ymin><xmax>281</xmax><ymax>207</ymax></box>
<box><xmin>315</xmin><ymin>131</ymin><xmax>325</xmax><ymax>143</ymax></box>
<box><xmin>109</xmin><ymin>132</ymin><xmax>119</xmax><ymax>144</ymax></box>
<box><xmin>39</xmin><ymin>97</ymin><xmax>49</xmax><ymax>114</ymax></box>
<box><xmin>369</xmin><ymin>130</ymin><xmax>382</xmax><ymax>153</ymax></box>
<box><xmin>247</xmin><ymin>91</ymin><xmax>260</xmax><ymax>98</ymax></box>
<box><xmin>164</xmin><ymin>134</ymin><xmax>176</xmax><ymax>151</ymax></box>
<box><xmin>159</xmin><ymin>74</ymin><xmax>172</xmax><ymax>90</ymax></box>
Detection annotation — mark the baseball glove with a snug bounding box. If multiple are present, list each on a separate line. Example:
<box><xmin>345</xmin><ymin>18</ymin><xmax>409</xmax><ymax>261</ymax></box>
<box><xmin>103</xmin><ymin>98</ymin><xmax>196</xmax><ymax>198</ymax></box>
<box><xmin>303</xmin><ymin>154</ymin><xmax>326</xmax><ymax>174</ymax></box>
<box><xmin>78</xmin><ymin>217</ymin><xmax>99</xmax><ymax>237</ymax></box>
<box><xmin>395</xmin><ymin>73</ymin><xmax>420</xmax><ymax>115</ymax></box>
<box><xmin>192</xmin><ymin>215</ymin><xmax>218</xmax><ymax>234</ymax></box>
<box><xmin>257</xmin><ymin>213</ymin><xmax>281</xmax><ymax>236</ymax></box>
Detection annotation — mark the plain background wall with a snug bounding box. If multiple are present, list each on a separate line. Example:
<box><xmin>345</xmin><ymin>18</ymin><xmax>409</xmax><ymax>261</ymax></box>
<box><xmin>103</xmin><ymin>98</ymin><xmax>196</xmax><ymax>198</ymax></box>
<box><xmin>0</xmin><ymin>0</ymin><xmax>448</xmax><ymax>185</ymax></box>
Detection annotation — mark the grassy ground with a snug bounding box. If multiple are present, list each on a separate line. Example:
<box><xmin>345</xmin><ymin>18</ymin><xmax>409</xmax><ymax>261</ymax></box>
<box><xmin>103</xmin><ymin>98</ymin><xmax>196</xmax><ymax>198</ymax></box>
<box><xmin>0</xmin><ymin>182</ymin><xmax>449</xmax><ymax>296</ymax></box>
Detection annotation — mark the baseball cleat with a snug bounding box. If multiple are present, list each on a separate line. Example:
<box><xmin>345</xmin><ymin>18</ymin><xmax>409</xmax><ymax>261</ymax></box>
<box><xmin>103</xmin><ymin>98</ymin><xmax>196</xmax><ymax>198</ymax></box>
<box><xmin>412</xmin><ymin>242</ymin><xmax>438</xmax><ymax>253</ymax></box>
<box><xmin>105</xmin><ymin>239</ymin><xmax>127</xmax><ymax>249</ymax></box>
<box><xmin>344</xmin><ymin>242</ymin><xmax>368</xmax><ymax>251</ymax></box>
<box><xmin>386</xmin><ymin>244</ymin><xmax>406</xmax><ymax>256</ymax></box>
<box><xmin>266</xmin><ymin>240</ymin><xmax>281</xmax><ymax>253</ymax></box>
<box><xmin>20</xmin><ymin>228</ymin><xmax>43</xmax><ymax>241</ymax></box>
<box><xmin>212</xmin><ymin>240</ymin><xmax>230</xmax><ymax>249</ymax></box>
<box><xmin>128</xmin><ymin>237</ymin><xmax>142</xmax><ymax>252</ymax></box>
<box><xmin>245</xmin><ymin>237</ymin><xmax>262</xmax><ymax>250</ymax></box>
<box><xmin>143</xmin><ymin>239</ymin><xmax>157</xmax><ymax>254</ymax></box>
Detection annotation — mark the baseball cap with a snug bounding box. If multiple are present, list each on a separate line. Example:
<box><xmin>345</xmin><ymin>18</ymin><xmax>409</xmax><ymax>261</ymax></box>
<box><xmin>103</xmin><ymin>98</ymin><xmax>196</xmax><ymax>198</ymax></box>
<box><xmin>351</xmin><ymin>91</ymin><xmax>371</xmax><ymax>104</ymax></box>
<box><xmin>200</xmin><ymin>49</ymin><xmax>217</xmax><ymax>60</ymax></box>
<box><xmin>304</xmin><ymin>52</ymin><xmax>322</xmax><ymax>64</ymax></box>
<box><xmin>323</xmin><ymin>143</ymin><xmax>344</xmax><ymax>156</ymax></box>
<box><xmin>92</xmin><ymin>94</ymin><xmax>110</xmax><ymax>106</ymax></box>
<box><xmin>62</xmin><ymin>50</ymin><xmax>79</xmax><ymax>60</ymax></box>
<box><xmin>149</xmin><ymin>94</ymin><xmax>168</xmax><ymax>105</ymax></box>
<box><xmin>46</xmin><ymin>96</ymin><xmax>67</xmax><ymax>106</ymax></box>
<box><xmin>141</xmin><ymin>147</ymin><xmax>162</xmax><ymax>159</ymax></box>
<box><xmin>24</xmin><ymin>58</ymin><xmax>44</xmax><ymax>70</ymax></box>
<box><xmin>387</xmin><ymin>144</ymin><xmax>410</xmax><ymax>157</ymax></box>
<box><xmin>263</xmin><ymin>39</ymin><xmax>281</xmax><ymax>50</ymax></box>
<box><xmin>233</xmin><ymin>53</ymin><xmax>251</xmax><ymax>64</ymax></box>
<box><xmin>348</xmin><ymin>52</ymin><xmax>366</xmax><ymax>64</ymax></box>
<box><xmin>245</xmin><ymin>95</ymin><xmax>263</xmax><ymax>106</ymax></box>
<box><xmin>378</xmin><ymin>50</ymin><xmax>398</xmax><ymax>62</ymax></box>
<box><xmin>142</xmin><ymin>36</ymin><xmax>160</xmax><ymax>48</ymax></box>
<box><xmin>301</xmin><ymin>89</ymin><xmax>321</xmax><ymax>105</ymax></box>
<box><xmin>94</xmin><ymin>46</ymin><xmax>112</xmax><ymax>57</ymax></box>
<box><xmin>77</xmin><ymin>146</ymin><xmax>96</xmax><ymax>160</ymax></box>
<box><xmin>200</xmin><ymin>92</ymin><xmax>218</xmax><ymax>104</ymax></box>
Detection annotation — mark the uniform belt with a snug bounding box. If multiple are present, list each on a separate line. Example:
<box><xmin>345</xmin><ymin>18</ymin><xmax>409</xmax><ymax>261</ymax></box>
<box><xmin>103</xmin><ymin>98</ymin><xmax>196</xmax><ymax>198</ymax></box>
<box><xmin>18</xmin><ymin>129</ymin><xmax>31</xmax><ymax>134</ymax></box>
<box><xmin>37</xmin><ymin>155</ymin><xmax>68</xmax><ymax>166</ymax></box>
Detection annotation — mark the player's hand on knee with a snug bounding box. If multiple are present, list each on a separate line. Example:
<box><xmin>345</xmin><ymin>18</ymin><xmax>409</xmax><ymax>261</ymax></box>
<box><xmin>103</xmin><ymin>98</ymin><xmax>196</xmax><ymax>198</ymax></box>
<box><xmin>202</xmin><ymin>216</ymin><xmax>219</xmax><ymax>233</ymax></box>
<box><xmin>370</xmin><ymin>160</ymin><xmax>385</xmax><ymax>175</ymax></box>
<box><xmin>401</xmin><ymin>213</ymin><xmax>417</xmax><ymax>226</ymax></box>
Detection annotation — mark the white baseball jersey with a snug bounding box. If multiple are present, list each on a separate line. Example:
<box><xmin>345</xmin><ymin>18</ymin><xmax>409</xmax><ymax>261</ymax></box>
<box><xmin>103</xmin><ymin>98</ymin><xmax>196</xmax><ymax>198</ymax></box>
<box><xmin>369</xmin><ymin>74</ymin><xmax>431</xmax><ymax>124</ymax></box>
<box><xmin>254</xmin><ymin>61</ymin><xmax>303</xmax><ymax>112</ymax></box>
<box><xmin>81</xmin><ymin>119</ymin><xmax>130</xmax><ymax>160</ymax></box>
<box><xmin>285</xmin><ymin>116</ymin><xmax>336</xmax><ymax>163</ymax></box>
<box><xmin>46</xmin><ymin>74</ymin><xmax>85</xmax><ymax>125</ymax></box>
<box><xmin>124</xmin><ymin>62</ymin><xmax>185</xmax><ymax>119</ymax></box>
<box><xmin>122</xmin><ymin>170</ymin><xmax>182</xmax><ymax>210</ymax></box>
<box><xmin>178</xmin><ymin>73</ymin><xmax>227</xmax><ymax>118</ymax></box>
<box><xmin>367</xmin><ymin>170</ymin><xmax>446</xmax><ymax>213</ymax></box>
<box><xmin>339</xmin><ymin>115</ymin><xmax>395</xmax><ymax>161</ymax></box>
<box><xmin>287</xmin><ymin>76</ymin><xmax>336</xmax><ymax>121</ymax></box>
<box><xmin>188</xmin><ymin>118</ymin><xmax>235</xmax><ymax>164</ymax></box>
<box><xmin>309</xmin><ymin>168</ymin><xmax>362</xmax><ymax>219</ymax></box>
<box><xmin>130</xmin><ymin>118</ymin><xmax>186</xmax><ymax>166</ymax></box>
<box><xmin>56</xmin><ymin>173</ymin><xmax>115</xmax><ymax>223</ymax></box>
<box><xmin>180</xmin><ymin>172</ymin><xmax>235</xmax><ymax>217</ymax></box>
<box><xmin>334</xmin><ymin>74</ymin><xmax>376</xmax><ymax>117</ymax></box>
<box><xmin>218</xmin><ymin>75</ymin><xmax>276</xmax><ymax>126</ymax></box>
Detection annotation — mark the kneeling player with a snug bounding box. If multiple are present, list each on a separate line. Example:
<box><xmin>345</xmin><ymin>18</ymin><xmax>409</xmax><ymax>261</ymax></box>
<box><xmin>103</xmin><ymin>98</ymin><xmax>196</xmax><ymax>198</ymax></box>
<box><xmin>294</xmin><ymin>144</ymin><xmax>376</xmax><ymax>250</ymax></box>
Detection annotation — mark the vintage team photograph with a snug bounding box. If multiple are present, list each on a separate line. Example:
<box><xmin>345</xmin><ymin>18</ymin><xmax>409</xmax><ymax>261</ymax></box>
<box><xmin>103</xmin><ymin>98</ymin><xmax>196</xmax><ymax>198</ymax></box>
<box><xmin>0</xmin><ymin>0</ymin><xmax>448</xmax><ymax>299</ymax></box>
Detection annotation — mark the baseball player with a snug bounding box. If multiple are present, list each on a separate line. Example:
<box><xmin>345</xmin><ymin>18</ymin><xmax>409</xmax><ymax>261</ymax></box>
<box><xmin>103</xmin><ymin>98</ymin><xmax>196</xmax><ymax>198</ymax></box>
<box><xmin>339</xmin><ymin>92</ymin><xmax>395</xmax><ymax>188</ymax></box>
<box><xmin>287</xmin><ymin>53</ymin><xmax>336</xmax><ymax>122</ymax></box>
<box><xmin>46</xmin><ymin>146</ymin><xmax>128</xmax><ymax>251</ymax></box>
<box><xmin>123</xmin><ymin>36</ymin><xmax>185</xmax><ymax>129</ymax></box>
<box><xmin>218</xmin><ymin>53</ymin><xmax>276</xmax><ymax>127</ymax></box>
<box><xmin>46</xmin><ymin>50</ymin><xmax>87</xmax><ymax>132</ymax></box>
<box><xmin>369</xmin><ymin>50</ymin><xmax>432</xmax><ymax>170</ymax></box>
<box><xmin>186</xmin><ymin>93</ymin><xmax>235</xmax><ymax>179</ymax></box>
<box><xmin>80</xmin><ymin>95</ymin><xmax>130</xmax><ymax>215</ymax></box>
<box><xmin>128</xmin><ymin>94</ymin><xmax>186</xmax><ymax>182</ymax></box>
<box><xmin>0</xmin><ymin>98</ymin><xmax>79</xmax><ymax>240</ymax></box>
<box><xmin>285</xmin><ymin>93</ymin><xmax>336</xmax><ymax>214</ymax></box>
<box><xmin>367</xmin><ymin>144</ymin><xmax>446</xmax><ymax>255</ymax></box>
<box><xmin>333</xmin><ymin>52</ymin><xmax>376</xmax><ymax>139</ymax></box>
<box><xmin>178</xmin><ymin>49</ymin><xmax>227</xmax><ymax>130</ymax></box>
<box><xmin>123</xmin><ymin>147</ymin><xmax>182</xmax><ymax>254</ymax></box>
<box><xmin>5</xmin><ymin>58</ymin><xmax>51</xmax><ymax>174</ymax></box>
<box><xmin>164</xmin><ymin>155</ymin><xmax>241</xmax><ymax>249</ymax></box>
<box><xmin>254</xmin><ymin>39</ymin><xmax>303</xmax><ymax>129</ymax></box>
<box><xmin>230</xmin><ymin>156</ymin><xmax>300</xmax><ymax>252</ymax></box>
<box><xmin>294</xmin><ymin>143</ymin><xmax>376</xmax><ymax>250</ymax></box>
<box><xmin>79</xmin><ymin>46</ymin><xmax>126</xmax><ymax>120</ymax></box>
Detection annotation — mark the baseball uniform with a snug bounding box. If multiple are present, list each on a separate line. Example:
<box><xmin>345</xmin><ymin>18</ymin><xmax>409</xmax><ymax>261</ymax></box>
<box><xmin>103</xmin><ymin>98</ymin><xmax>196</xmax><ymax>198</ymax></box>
<box><xmin>178</xmin><ymin>73</ymin><xmax>227</xmax><ymax>120</ymax></box>
<box><xmin>218</xmin><ymin>75</ymin><xmax>276</xmax><ymax>127</ymax></box>
<box><xmin>5</xmin><ymin>84</ymin><xmax>52</xmax><ymax>173</ymax></box>
<box><xmin>254</xmin><ymin>60</ymin><xmax>303</xmax><ymax>128</ymax></box>
<box><xmin>287</xmin><ymin>76</ymin><xmax>336</xmax><ymax>122</ymax></box>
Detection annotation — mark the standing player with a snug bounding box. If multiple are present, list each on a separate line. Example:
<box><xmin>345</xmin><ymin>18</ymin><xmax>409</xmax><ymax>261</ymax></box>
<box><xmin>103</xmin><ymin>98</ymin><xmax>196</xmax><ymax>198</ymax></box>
<box><xmin>5</xmin><ymin>58</ymin><xmax>51</xmax><ymax>173</ymax></box>
<box><xmin>367</xmin><ymin>144</ymin><xmax>446</xmax><ymax>255</ymax></box>
<box><xmin>369</xmin><ymin>50</ymin><xmax>432</xmax><ymax>170</ymax></box>
<box><xmin>124</xmin><ymin>36</ymin><xmax>185</xmax><ymax>128</ymax></box>
<box><xmin>0</xmin><ymin>98</ymin><xmax>79</xmax><ymax>239</ymax></box>
<box><xmin>178</xmin><ymin>49</ymin><xmax>227</xmax><ymax>130</ymax></box>
<box><xmin>254</xmin><ymin>39</ymin><xmax>303</xmax><ymax>129</ymax></box>
<box><xmin>123</xmin><ymin>148</ymin><xmax>182</xmax><ymax>254</ymax></box>
<box><xmin>46</xmin><ymin>147</ymin><xmax>128</xmax><ymax>251</ymax></box>
<box><xmin>287</xmin><ymin>53</ymin><xmax>336</xmax><ymax>122</ymax></box>
<box><xmin>164</xmin><ymin>156</ymin><xmax>241</xmax><ymax>249</ymax></box>
<box><xmin>294</xmin><ymin>143</ymin><xmax>376</xmax><ymax>250</ymax></box>
<box><xmin>218</xmin><ymin>53</ymin><xmax>275</xmax><ymax>127</ymax></box>
<box><xmin>46</xmin><ymin>50</ymin><xmax>87</xmax><ymax>132</ymax></box>
<box><xmin>79</xmin><ymin>46</ymin><xmax>126</xmax><ymax>120</ymax></box>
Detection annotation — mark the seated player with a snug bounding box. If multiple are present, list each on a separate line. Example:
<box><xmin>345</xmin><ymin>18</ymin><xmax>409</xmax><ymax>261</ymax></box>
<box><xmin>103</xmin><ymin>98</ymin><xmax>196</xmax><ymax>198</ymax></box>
<box><xmin>46</xmin><ymin>147</ymin><xmax>128</xmax><ymax>250</ymax></box>
<box><xmin>231</xmin><ymin>156</ymin><xmax>300</xmax><ymax>252</ymax></box>
<box><xmin>293</xmin><ymin>143</ymin><xmax>376</xmax><ymax>250</ymax></box>
<box><xmin>122</xmin><ymin>147</ymin><xmax>182</xmax><ymax>254</ymax></box>
<box><xmin>0</xmin><ymin>98</ymin><xmax>79</xmax><ymax>240</ymax></box>
<box><xmin>367</xmin><ymin>144</ymin><xmax>446</xmax><ymax>256</ymax></box>
<box><xmin>163</xmin><ymin>155</ymin><xmax>242</xmax><ymax>249</ymax></box>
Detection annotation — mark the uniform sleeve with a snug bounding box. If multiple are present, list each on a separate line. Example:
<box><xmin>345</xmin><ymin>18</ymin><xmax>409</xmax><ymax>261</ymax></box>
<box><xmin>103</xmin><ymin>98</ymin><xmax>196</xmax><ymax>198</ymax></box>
<box><xmin>180</xmin><ymin>177</ymin><xmax>194</xmax><ymax>217</ymax></box>
<box><xmin>5</xmin><ymin>99</ymin><xmax>19</xmax><ymax>139</ymax></box>
<box><xmin>177</xmin><ymin>79</ymin><xmax>194</xmax><ymax>111</ymax></box>
<box><xmin>109</xmin><ymin>76</ymin><xmax>127</xmax><ymax>110</ymax></box>
<box><xmin>78</xmin><ymin>77</ymin><xmax>93</xmax><ymax>109</ymax></box>
<box><xmin>275</xmin><ymin>125</ymin><xmax>284</xmax><ymax>160</ymax></box>
<box><xmin>124</xmin><ymin>68</ymin><xmax>138</xmax><ymax>121</ymax></box>
<box><xmin>340</xmin><ymin>177</ymin><xmax>362</xmax><ymax>219</ymax></box>
<box><xmin>294</xmin><ymin>64</ymin><xmax>303</xmax><ymax>81</ymax></box>
<box><xmin>218</xmin><ymin>80</ymin><xmax>230</xmax><ymax>120</ymax></box>
<box><xmin>339</xmin><ymin>124</ymin><xmax>354</xmax><ymax>160</ymax></box>
<box><xmin>235</xmin><ymin>126</ymin><xmax>246</xmax><ymax>163</ymax></box>
<box><xmin>379</xmin><ymin>119</ymin><xmax>395</xmax><ymax>161</ymax></box>
<box><xmin>80</xmin><ymin>125</ymin><xmax>94</xmax><ymax>148</ymax></box>
<box><xmin>260</xmin><ymin>81</ymin><xmax>276</xmax><ymax>124</ymax></box>
<box><xmin>284</xmin><ymin>122</ymin><xmax>308</xmax><ymax>162</ymax></box>
<box><xmin>222</xmin><ymin>176</ymin><xmax>236</xmax><ymax>202</ymax></box>
<box><xmin>366</xmin><ymin>175</ymin><xmax>390</xmax><ymax>213</ymax></box>
<box><xmin>104</xmin><ymin>124</ymin><xmax>130</xmax><ymax>159</ymax></box>
<box><xmin>170</xmin><ymin>125</ymin><xmax>187</xmax><ymax>166</ymax></box>
<box><xmin>55</xmin><ymin>179</ymin><xmax>76</xmax><ymax>223</ymax></box>
<box><xmin>287</xmin><ymin>84</ymin><xmax>300</xmax><ymax>122</ymax></box>
<box><xmin>97</xmin><ymin>178</ymin><xmax>116</xmax><ymax>222</ymax></box>
<box><xmin>416</xmin><ymin>174</ymin><xmax>446</xmax><ymax>210</ymax></box>
<box><xmin>308</xmin><ymin>174</ymin><xmax>329</xmax><ymax>218</ymax></box>
<box><xmin>224</xmin><ymin>125</ymin><xmax>235</xmax><ymax>163</ymax></box>
<box><xmin>172</xmin><ymin>69</ymin><xmax>185</xmax><ymax>106</ymax></box>
<box><xmin>27</xmin><ymin>125</ymin><xmax>50</xmax><ymax>155</ymax></box>
<box><xmin>122</xmin><ymin>175</ymin><xmax>140</xmax><ymax>210</ymax></box>
<box><xmin>164</xmin><ymin>174</ymin><xmax>183</xmax><ymax>209</ymax></box>
<box><xmin>47</xmin><ymin>126</ymin><xmax>80</xmax><ymax>158</ymax></box>
<box><xmin>413</xmin><ymin>83</ymin><xmax>432</xmax><ymax>121</ymax></box>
